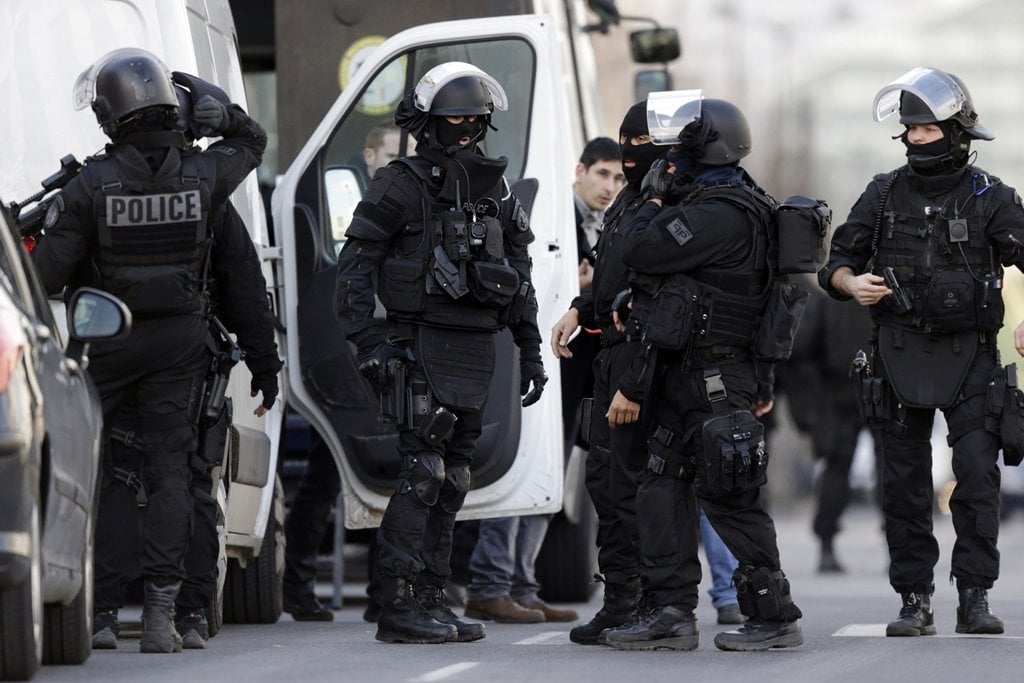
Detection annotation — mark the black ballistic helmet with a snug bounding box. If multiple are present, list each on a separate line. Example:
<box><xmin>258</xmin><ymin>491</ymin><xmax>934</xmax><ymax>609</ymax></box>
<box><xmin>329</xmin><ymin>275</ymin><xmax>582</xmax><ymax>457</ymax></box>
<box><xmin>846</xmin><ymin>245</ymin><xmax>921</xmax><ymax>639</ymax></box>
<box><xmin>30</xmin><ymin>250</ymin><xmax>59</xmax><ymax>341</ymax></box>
<box><xmin>683</xmin><ymin>98</ymin><xmax>752</xmax><ymax>165</ymax></box>
<box><xmin>429</xmin><ymin>76</ymin><xmax>493</xmax><ymax>116</ymax></box>
<box><xmin>88</xmin><ymin>50</ymin><xmax>178</xmax><ymax>127</ymax></box>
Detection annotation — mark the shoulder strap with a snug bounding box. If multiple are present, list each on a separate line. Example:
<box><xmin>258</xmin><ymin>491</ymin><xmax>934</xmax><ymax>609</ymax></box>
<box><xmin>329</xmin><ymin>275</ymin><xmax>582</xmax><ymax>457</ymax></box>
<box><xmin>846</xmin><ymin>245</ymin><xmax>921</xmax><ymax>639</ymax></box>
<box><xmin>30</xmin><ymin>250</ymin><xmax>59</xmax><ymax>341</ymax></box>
<box><xmin>870</xmin><ymin>169</ymin><xmax>901</xmax><ymax>262</ymax></box>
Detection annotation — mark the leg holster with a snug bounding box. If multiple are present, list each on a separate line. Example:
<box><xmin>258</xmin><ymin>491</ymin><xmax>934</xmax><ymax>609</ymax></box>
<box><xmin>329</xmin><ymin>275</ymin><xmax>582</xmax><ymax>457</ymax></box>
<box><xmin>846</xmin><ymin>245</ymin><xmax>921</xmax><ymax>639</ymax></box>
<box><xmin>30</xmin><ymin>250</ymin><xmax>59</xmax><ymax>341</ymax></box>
<box><xmin>733</xmin><ymin>566</ymin><xmax>801</xmax><ymax>622</ymax></box>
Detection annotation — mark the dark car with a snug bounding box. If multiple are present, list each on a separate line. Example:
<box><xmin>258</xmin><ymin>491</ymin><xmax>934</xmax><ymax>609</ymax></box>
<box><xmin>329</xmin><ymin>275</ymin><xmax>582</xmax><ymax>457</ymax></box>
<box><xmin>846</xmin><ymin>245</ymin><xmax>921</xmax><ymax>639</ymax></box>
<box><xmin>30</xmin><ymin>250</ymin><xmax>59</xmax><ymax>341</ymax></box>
<box><xmin>0</xmin><ymin>205</ymin><xmax>130</xmax><ymax>682</ymax></box>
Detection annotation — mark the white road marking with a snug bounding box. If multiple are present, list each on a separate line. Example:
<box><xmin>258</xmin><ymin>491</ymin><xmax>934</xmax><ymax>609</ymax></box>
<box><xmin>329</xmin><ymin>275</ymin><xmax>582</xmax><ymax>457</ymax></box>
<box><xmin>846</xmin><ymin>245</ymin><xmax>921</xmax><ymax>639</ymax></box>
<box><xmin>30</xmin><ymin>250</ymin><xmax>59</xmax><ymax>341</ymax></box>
<box><xmin>514</xmin><ymin>631</ymin><xmax>568</xmax><ymax>645</ymax></box>
<box><xmin>834</xmin><ymin>624</ymin><xmax>1024</xmax><ymax>638</ymax></box>
<box><xmin>408</xmin><ymin>662</ymin><xmax>479</xmax><ymax>682</ymax></box>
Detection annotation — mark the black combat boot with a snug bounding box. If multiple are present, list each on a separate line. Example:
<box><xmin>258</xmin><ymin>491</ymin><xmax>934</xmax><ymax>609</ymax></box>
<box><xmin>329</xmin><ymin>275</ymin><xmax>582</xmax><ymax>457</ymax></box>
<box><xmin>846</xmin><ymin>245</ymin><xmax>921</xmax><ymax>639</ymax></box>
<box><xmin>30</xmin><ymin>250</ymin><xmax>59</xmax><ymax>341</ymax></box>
<box><xmin>417</xmin><ymin>583</ymin><xmax>486</xmax><ymax>642</ymax></box>
<box><xmin>716</xmin><ymin>568</ymin><xmax>803</xmax><ymax>651</ymax></box>
<box><xmin>375</xmin><ymin>577</ymin><xmax>457</xmax><ymax>644</ymax></box>
<box><xmin>569</xmin><ymin>575</ymin><xmax>640</xmax><ymax>645</ymax></box>
<box><xmin>714</xmin><ymin>620</ymin><xmax>803</xmax><ymax>651</ymax></box>
<box><xmin>955</xmin><ymin>587</ymin><xmax>1004</xmax><ymax>634</ymax></box>
<box><xmin>92</xmin><ymin>608</ymin><xmax>121</xmax><ymax>649</ymax></box>
<box><xmin>140</xmin><ymin>581</ymin><xmax>184</xmax><ymax>653</ymax></box>
<box><xmin>603</xmin><ymin>605</ymin><xmax>699</xmax><ymax>651</ymax></box>
<box><xmin>885</xmin><ymin>592</ymin><xmax>935</xmax><ymax>637</ymax></box>
<box><xmin>175</xmin><ymin>608</ymin><xmax>209</xmax><ymax>649</ymax></box>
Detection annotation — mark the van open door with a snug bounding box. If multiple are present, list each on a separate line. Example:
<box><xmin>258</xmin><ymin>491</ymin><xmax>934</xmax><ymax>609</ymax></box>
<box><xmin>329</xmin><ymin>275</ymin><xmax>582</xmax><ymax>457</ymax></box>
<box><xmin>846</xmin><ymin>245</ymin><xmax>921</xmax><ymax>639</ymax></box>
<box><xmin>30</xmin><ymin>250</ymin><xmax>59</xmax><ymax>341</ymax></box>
<box><xmin>273</xmin><ymin>15</ymin><xmax>576</xmax><ymax>528</ymax></box>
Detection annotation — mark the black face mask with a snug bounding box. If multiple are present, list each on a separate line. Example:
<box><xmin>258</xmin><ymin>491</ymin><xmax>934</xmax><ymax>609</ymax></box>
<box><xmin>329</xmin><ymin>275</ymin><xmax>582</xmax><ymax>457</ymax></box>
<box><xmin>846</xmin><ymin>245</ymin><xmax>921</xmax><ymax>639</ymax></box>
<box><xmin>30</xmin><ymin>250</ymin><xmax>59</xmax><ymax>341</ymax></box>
<box><xmin>434</xmin><ymin>116</ymin><xmax>486</xmax><ymax>154</ymax></box>
<box><xmin>900</xmin><ymin>123</ymin><xmax>957</xmax><ymax>174</ymax></box>
<box><xmin>621</xmin><ymin>139</ymin><xmax>664</xmax><ymax>187</ymax></box>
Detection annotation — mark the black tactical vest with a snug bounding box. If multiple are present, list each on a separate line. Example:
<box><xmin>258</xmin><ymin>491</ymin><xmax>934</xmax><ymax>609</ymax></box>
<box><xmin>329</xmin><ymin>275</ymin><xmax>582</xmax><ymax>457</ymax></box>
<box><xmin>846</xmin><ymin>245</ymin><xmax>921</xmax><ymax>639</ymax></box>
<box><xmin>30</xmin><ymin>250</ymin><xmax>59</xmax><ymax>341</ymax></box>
<box><xmin>633</xmin><ymin>183</ymin><xmax>773</xmax><ymax>351</ymax></box>
<box><xmin>89</xmin><ymin>147</ymin><xmax>211</xmax><ymax>316</ymax></box>
<box><xmin>377</xmin><ymin>157</ymin><xmax>528</xmax><ymax>330</ymax></box>
<box><xmin>871</xmin><ymin>168</ymin><xmax>1004</xmax><ymax>333</ymax></box>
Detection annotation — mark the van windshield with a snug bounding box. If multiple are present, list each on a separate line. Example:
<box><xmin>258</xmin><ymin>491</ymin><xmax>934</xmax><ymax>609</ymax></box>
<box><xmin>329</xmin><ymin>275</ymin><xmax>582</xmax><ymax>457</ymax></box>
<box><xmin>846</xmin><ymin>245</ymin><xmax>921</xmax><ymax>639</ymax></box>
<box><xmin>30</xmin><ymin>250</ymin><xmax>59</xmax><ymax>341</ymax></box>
<box><xmin>322</xmin><ymin>38</ymin><xmax>534</xmax><ymax>249</ymax></box>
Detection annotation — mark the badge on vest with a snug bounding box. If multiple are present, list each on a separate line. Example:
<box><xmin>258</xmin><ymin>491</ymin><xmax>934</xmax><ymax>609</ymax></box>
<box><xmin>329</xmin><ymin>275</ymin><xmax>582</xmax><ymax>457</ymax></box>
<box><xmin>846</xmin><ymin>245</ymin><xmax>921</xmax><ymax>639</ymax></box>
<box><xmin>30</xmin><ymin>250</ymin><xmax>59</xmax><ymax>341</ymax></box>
<box><xmin>664</xmin><ymin>217</ymin><xmax>693</xmax><ymax>247</ymax></box>
<box><xmin>106</xmin><ymin>190</ymin><xmax>201</xmax><ymax>226</ymax></box>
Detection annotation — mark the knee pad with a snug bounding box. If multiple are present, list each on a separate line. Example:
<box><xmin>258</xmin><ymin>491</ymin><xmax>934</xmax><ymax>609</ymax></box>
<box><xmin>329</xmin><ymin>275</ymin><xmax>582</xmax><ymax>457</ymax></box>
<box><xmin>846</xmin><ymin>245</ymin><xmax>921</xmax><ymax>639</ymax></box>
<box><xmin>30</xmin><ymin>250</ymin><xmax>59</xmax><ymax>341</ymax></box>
<box><xmin>399</xmin><ymin>453</ymin><xmax>445</xmax><ymax>506</ymax></box>
<box><xmin>438</xmin><ymin>464</ymin><xmax>471</xmax><ymax>514</ymax></box>
<box><xmin>733</xmin><ymin>566</ymin><xmax>797</xmax><ymax>621</ymax></box>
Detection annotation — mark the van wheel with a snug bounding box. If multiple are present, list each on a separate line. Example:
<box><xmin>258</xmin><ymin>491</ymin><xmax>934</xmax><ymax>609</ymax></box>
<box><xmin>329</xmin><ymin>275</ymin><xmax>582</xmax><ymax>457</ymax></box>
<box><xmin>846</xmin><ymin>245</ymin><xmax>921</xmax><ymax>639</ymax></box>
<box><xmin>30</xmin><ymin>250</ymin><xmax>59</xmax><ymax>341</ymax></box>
<box><xmin>223</xmin><ymin>476</ymin><xmax>284</xmax><ymax>624</ymax></box>
<box><xmin>207</xmin><ymin>480</ymin><xmax>228</xmax><ymax>637</ymax></box>
<box><xmin>0</xmin><ymin>504</ymin><xmax>43</xmax><ymax>681</ymax></box>
<box><xmin>535</xmin><ymin>500</ymin><xmax>599</xmax><ymax>603</ymax></box>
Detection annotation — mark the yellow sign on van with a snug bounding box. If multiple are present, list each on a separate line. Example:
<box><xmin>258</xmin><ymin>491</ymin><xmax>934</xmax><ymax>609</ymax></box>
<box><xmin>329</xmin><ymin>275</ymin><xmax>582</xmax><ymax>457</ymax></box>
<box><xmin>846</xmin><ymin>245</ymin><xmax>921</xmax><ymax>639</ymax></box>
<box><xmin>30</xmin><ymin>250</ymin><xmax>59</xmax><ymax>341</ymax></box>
<box><xmin>339</xmin><ymin>35</ymin><xmax>408</xmax><ymax>116</ymax></box>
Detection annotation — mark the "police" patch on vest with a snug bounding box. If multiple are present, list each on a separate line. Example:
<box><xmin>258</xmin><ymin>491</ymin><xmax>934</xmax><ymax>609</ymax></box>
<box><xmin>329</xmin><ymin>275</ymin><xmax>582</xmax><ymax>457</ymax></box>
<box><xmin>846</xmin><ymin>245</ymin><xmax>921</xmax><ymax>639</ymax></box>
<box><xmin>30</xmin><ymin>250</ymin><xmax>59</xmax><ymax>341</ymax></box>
<box><xmin>106</xmin><ymin>190</ymin><xmax>201</xmax><ymax>226</ymax></box>
<box><xmin>664</xmin><ymin>217</ymin><xmax>693</xmax><ymax>246</ymax></box>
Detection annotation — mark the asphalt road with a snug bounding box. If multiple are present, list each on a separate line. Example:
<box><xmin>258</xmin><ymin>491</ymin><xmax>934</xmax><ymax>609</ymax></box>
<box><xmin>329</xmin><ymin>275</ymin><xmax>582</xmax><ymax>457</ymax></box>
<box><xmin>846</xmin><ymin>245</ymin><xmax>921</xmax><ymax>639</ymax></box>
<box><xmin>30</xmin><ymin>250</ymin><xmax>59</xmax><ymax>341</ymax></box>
<box><xmin>29</xmin><ymin>499</ymin><xmax>1024</xmax><ymax>683</ymax></box>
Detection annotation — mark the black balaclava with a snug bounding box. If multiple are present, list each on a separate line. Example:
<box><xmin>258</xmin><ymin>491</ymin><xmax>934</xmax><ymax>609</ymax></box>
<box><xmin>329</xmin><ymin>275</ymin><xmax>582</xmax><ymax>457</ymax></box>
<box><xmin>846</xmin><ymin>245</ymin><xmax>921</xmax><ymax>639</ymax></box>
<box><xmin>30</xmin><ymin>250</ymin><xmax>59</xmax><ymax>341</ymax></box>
<box><xmin>434</xmin><ymin>116</ymin><xmax>487</xmax><ymax>153</ymax></box>
<box><xmin>619</xmin><ymin>101</ymin><xmax>665</xmax><ymax>188</ymax></box>
<box><xmin>900</xmin><ymin>120</ymin><xmax>960</xmax><ymax>175</ymax></box>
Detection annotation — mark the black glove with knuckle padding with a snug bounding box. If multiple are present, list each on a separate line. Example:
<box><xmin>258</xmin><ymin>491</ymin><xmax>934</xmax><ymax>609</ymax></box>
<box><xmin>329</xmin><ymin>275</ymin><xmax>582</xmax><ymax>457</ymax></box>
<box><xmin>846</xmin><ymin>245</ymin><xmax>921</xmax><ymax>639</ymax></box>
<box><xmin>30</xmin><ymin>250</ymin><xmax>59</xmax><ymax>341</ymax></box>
<box><xmin>641</xmin><ymin>159</ymin><xmax>678</xmax><ymax>202</ymax></box>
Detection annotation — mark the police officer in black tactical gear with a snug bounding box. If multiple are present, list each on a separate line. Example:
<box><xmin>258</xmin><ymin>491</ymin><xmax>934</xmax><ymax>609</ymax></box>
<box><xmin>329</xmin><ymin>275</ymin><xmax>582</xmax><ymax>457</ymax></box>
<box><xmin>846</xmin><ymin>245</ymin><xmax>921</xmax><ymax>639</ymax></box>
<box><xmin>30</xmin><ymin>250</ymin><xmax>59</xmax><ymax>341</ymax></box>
<box><xmin>600</xmin><ymin>93</ymin><xmax>804</xmax><ymax>652</ymax></box>
<box><xmin>821</xmin><ymin>66</ymin><xmax>1024</xmax><ymax>638</ymax></box>
<box><xmin>334</xmin><ymin>61</ymin><xmax>546</xmax><ymax>645</ymax></box>
<box><xmin>31</xmin><ymin>48</ymin><xmax>274</xmax><ymax>653</ymax></box>
<box><xmin>551</xmin><ymin>100</ymin><xmax>665</xmax><ymax>644</ymax></box>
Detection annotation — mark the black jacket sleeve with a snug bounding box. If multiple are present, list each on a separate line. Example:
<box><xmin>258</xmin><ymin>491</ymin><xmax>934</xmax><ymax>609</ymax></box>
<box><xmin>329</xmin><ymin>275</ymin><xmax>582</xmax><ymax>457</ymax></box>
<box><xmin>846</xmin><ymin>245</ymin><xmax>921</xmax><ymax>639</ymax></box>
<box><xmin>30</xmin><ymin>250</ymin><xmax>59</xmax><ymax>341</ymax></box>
<box><xmin>209</xmin><ymin>202</ymin><xmax>280</xmax><ymax>371</ymax></box>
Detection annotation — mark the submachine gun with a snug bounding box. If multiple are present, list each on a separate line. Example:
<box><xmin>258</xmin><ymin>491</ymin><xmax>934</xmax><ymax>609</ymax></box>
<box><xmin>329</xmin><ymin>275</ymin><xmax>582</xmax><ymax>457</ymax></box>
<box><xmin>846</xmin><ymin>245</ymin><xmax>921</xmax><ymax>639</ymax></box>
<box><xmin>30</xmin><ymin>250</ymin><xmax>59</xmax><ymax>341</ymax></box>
<box><xmin>9</xmin><ymin>154</ymin><xmax>82</xmax><ymax>242</ymax></box>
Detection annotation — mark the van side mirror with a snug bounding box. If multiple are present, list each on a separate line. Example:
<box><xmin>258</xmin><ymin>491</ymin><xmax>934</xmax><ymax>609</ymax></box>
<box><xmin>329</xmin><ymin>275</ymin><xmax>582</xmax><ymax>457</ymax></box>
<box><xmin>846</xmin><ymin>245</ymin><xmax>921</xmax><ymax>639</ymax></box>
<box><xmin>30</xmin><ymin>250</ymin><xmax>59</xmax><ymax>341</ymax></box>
<box><xmin>634</xmin><ymin>69</ymin><xmax>673</xmax><ymax>101</ymax></box>
<box><xmin>629</xmin><ymin>27</ymin><xmax>681</xmax><ymax>64</ymax></box>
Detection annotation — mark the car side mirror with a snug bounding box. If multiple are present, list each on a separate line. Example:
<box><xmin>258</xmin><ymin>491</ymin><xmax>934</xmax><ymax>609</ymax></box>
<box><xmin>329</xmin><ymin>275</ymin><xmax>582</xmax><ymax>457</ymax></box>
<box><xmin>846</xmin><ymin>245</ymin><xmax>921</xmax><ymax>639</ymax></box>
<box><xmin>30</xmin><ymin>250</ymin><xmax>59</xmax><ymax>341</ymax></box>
<box><xmin>629</xmin><ymin>27</ymin><xmax>681</xmax><ymax>64</ymax></box>
<box><xmin>65</xmin><ymin>287</ymin><xmax>132</xmax><ymax>362</ymax></box>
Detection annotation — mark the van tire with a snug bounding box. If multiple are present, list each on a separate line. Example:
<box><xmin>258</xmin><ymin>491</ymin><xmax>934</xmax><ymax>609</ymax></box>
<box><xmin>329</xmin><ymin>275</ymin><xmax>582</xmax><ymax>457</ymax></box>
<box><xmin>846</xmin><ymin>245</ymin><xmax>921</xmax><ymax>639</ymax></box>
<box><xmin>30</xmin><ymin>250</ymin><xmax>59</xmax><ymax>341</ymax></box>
<box><xmin>223</xmin><ymin>476</ymin><xmax>285</xmax><ymax>624</ymax></box>
<box><xmin>535</xmin><ymin>500</ymin><xmax>599</xmax><ymax>603</ymax></box>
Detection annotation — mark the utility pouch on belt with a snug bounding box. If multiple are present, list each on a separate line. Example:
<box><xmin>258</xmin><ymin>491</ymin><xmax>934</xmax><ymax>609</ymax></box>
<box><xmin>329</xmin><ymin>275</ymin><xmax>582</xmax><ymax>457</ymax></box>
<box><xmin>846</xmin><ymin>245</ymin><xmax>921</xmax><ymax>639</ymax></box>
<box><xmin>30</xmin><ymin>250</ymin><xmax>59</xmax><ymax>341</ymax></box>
<box><xmin>988</xmin><ymin>362</ymin><xmax>1024</xmax><ymax>466</ymax></box>
<box><xmin>500</xmin><ymin>280</ymin><xmax>533</xmax><ymax>326</ymax></box>
<box><xmin>697</xmin><ymin>409</ymin><xmax>768</xmax><ymax>498</ymax></box>
<box><xmin>752</xmin><ymin>280</ymin><xmax>808</xmax><ymax>361</ymax></box>
<box><xmin>850</xmin><ymin>349</ymin><xmax>890</xmax><ymax>424</ymax></box>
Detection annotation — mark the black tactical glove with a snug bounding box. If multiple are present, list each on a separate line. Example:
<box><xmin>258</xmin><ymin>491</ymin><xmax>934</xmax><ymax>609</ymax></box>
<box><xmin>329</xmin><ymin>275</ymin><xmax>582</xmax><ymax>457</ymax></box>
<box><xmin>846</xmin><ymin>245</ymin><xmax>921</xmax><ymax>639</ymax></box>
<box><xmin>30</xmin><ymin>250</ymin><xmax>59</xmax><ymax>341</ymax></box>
<box><xmin>247</xmin><ymin>353</ymin><xmax>283</xmax><ymax>410</ymax></box>
<box><xmin>357</xmin><ymin>343</ymin><xmax>411</xmax><ymax>389</ymax></box>
<box><xmin>519</xmin><ymin>355</ymin><xmax>547</xmax><ymax>408</ymax></box>
<box><xmin>193</xmin><ymin>94</ymin><xmax>229</xmax><ymax>137</ymax></box>
<box><xmin>640</xmin><ymin>158</ymin><xmax>675</xmax><ymax>201</ymax></box>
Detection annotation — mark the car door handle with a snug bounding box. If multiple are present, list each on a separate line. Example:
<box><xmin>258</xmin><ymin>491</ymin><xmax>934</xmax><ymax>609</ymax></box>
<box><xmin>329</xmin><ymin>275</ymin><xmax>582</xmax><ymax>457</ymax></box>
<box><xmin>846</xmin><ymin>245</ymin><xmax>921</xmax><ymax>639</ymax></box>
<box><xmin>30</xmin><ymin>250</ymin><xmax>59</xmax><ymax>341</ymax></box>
<box><xmin>547</xmin><ymin>242</ymin><xmax>560</xmax><ymax>252</ymax></box>
<box><xmin>61</xmin><ymin>358</ymin><xmax>81</xmax><ymax>376</ymax></box>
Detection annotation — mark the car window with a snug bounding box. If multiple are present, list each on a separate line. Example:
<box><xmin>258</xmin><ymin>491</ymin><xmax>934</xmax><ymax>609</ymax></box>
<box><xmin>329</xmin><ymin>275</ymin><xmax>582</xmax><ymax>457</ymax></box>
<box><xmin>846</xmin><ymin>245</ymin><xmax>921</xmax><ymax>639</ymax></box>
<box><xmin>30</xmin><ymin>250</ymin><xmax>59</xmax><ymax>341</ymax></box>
<box><xmin>320</xmin><ymin>37</ymin><xmax>535</xmax><ymax>256</ymax></box>
<box><xmin>0</xmin><ymin>210</ymin><xmax>61</xmax><ymax>339</ymax></box>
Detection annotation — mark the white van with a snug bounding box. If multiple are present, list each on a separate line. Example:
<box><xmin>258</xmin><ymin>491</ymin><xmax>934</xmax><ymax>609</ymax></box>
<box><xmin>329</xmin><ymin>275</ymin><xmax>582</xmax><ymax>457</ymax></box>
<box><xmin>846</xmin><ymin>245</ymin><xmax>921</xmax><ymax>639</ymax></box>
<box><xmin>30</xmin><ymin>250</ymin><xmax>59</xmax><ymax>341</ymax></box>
<box><xmin>0</xmin><ymin>0</ymin><xmax>285</xmax><ymax>654</ymax></box>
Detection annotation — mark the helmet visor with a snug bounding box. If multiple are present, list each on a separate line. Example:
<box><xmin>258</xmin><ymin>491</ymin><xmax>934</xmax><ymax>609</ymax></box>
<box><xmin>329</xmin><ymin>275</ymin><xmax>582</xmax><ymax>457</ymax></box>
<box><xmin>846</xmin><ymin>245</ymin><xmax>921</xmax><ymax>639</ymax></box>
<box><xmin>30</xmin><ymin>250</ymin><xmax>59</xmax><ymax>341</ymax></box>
<box><xmin>72</xmin><ymin>47</ymin><xmax>170</xmax><ymax>112</ymax></box>
<box><xmin>646</xmin><ymin>89</ymin><xmax>702</xmax><ymax>145</ymax></box>
<box><xmin>872</xmin><ymin>67</ymin><xmax>965</xmax><ymax>124</ymax></box>
<box><xmin>414</xmin><ymin>61</ymin><xmax>507</xmax><ymax>113</ymax></box>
